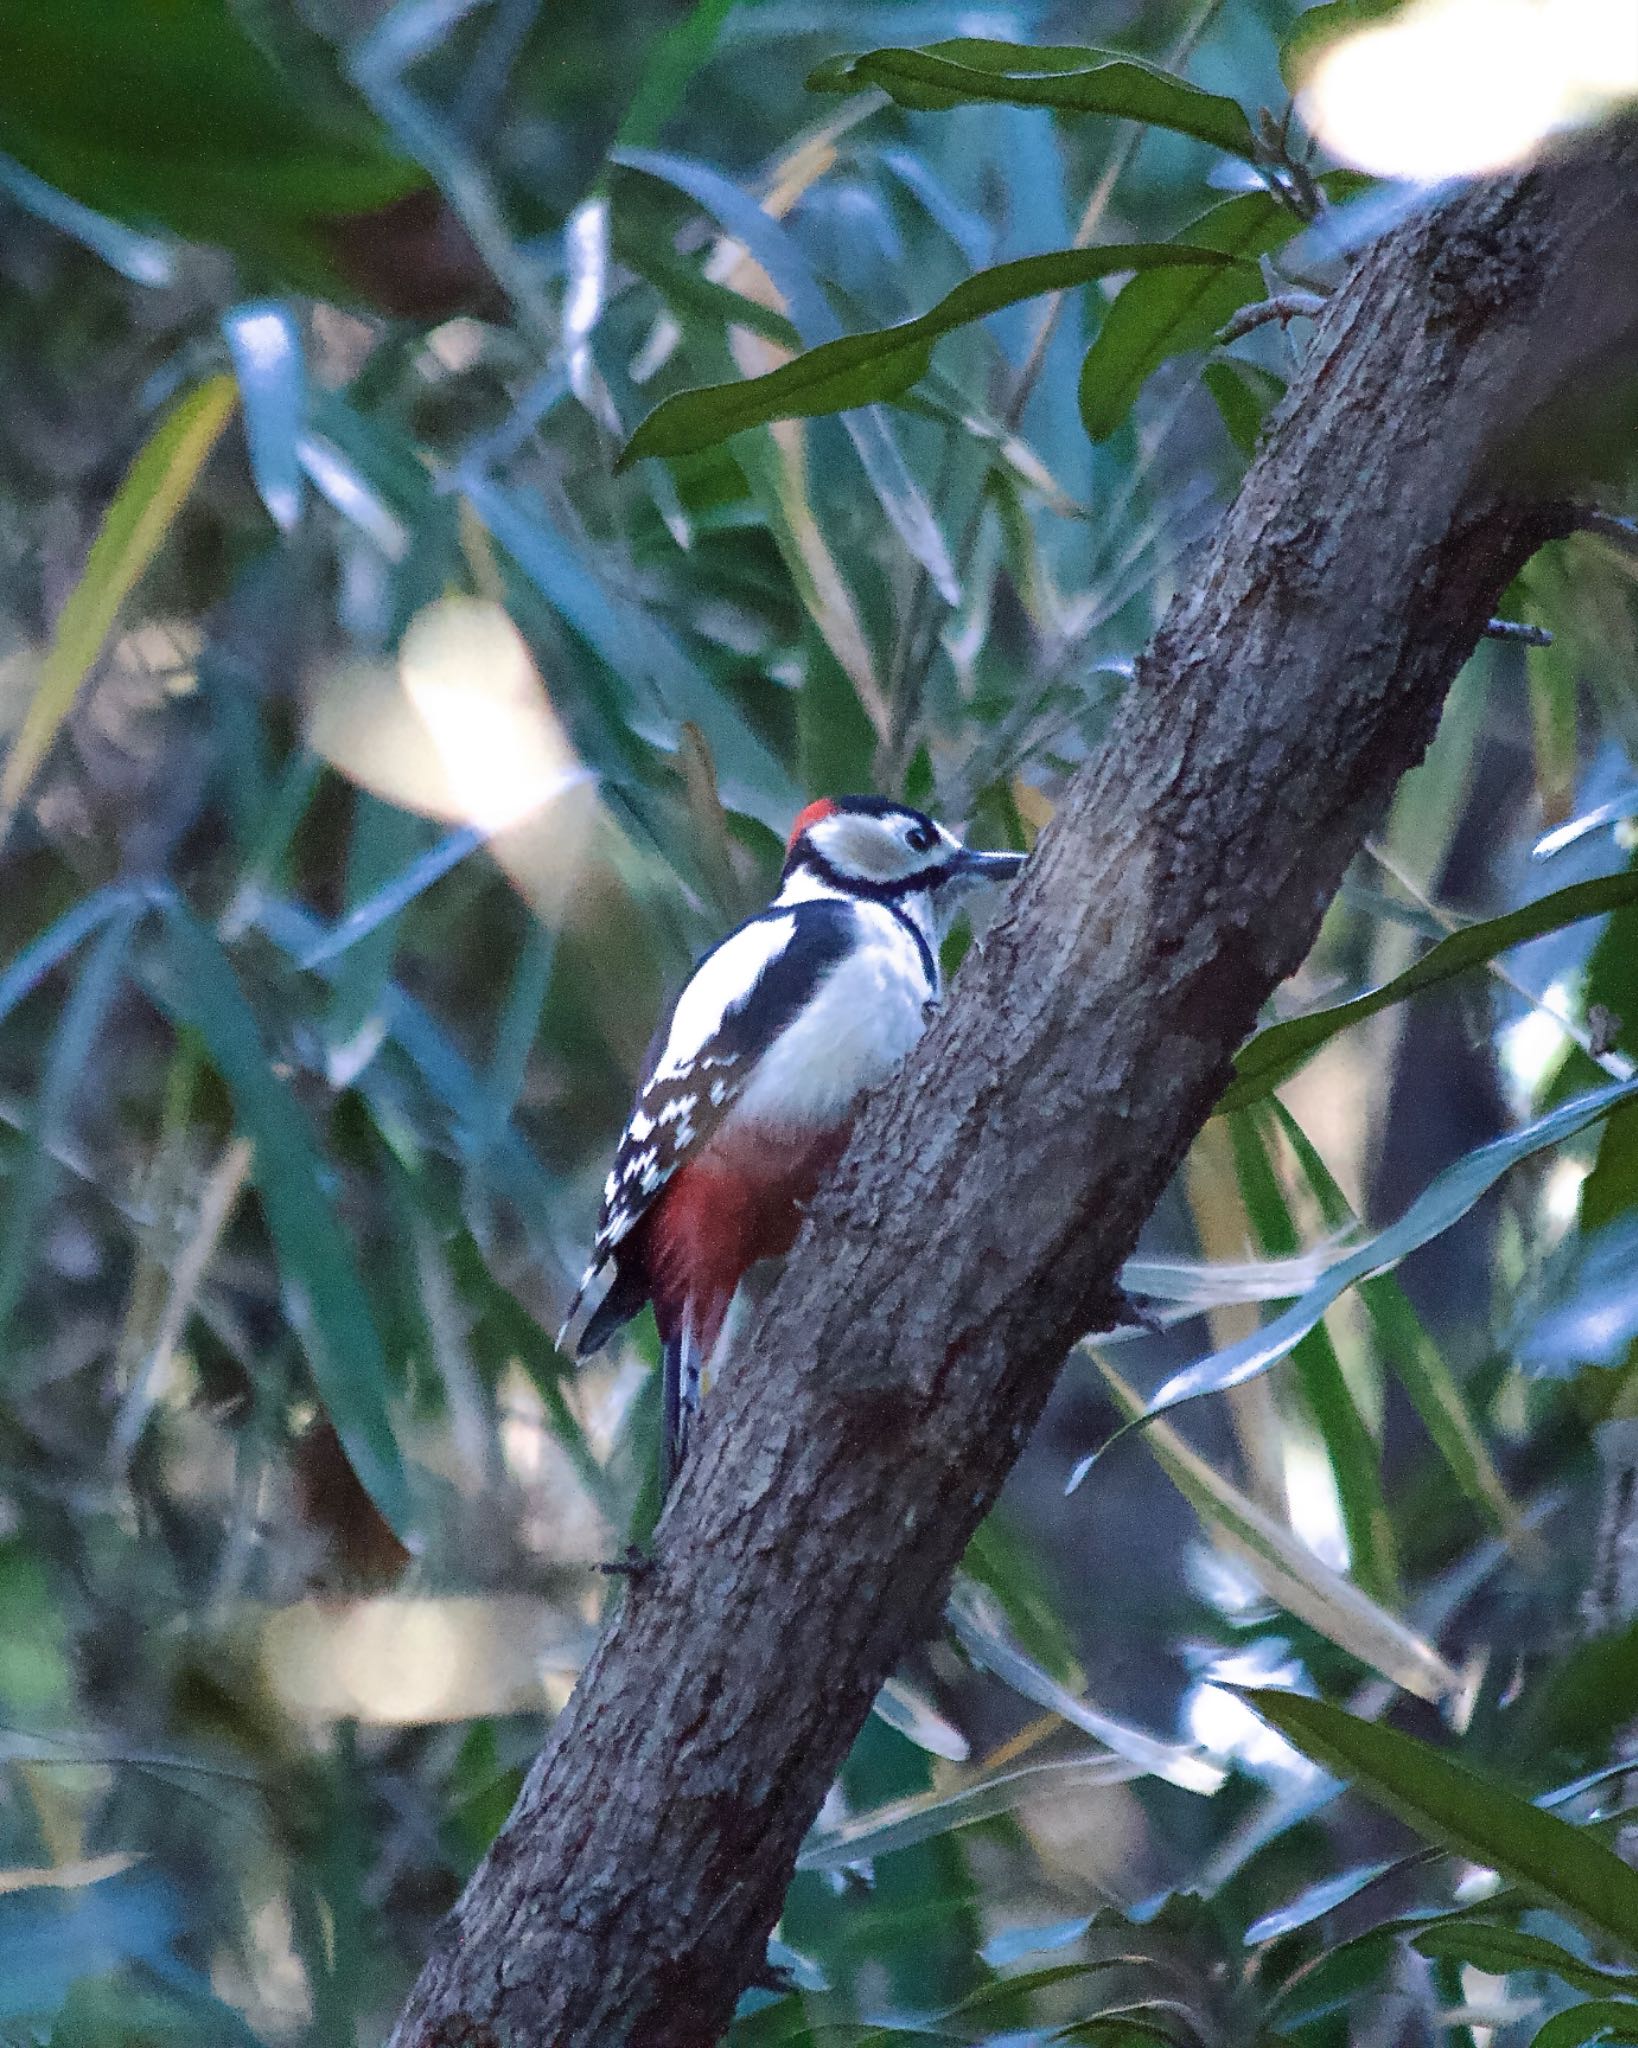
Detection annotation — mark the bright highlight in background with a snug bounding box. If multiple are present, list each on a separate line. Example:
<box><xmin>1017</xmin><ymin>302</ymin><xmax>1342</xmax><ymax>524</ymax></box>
<box><xmin>307</xmin><ymin>594</ymin><xmax>599</xmax><ymax>919</ymax></box>
<box><xmin>1300</xmin><ymin>0</ymin><xmax>1638</xmax><ymax>181</ymax></box>
<box><xmin>398</xmin><ymin>596</ymin><xmax>584</xmax><ymax>834</ymax></box>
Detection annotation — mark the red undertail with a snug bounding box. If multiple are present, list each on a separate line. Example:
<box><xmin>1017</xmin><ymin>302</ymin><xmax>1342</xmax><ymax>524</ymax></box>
<box><xmin>643</xmin><ymin>1119</ymin><xmax>852</xmax><ymax>1488</ymax></box>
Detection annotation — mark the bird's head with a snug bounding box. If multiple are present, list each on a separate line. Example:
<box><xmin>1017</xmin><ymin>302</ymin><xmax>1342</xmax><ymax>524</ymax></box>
<box><xmin>778</xmin><ymin>795</ymin><xmax>1024</xmax><ymax>932</ymax></box>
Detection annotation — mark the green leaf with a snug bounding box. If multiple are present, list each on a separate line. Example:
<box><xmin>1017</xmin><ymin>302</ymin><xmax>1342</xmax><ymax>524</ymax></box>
<box><xmin>613</xmin><ymin>145</ymin><xmax>960</xmax><ymax>602</ymax></box>
<box><xmin>1280</xmin><ymin>1</ymin><xmax>1406</xmax><ymax>93</ymax></box>
<box><xmin>1522</xmin><ymin>1590</ymin><xmax>1638</xmax><ymax>1767</ymax></box>
<box><xmin>0</xmin><ymin>905</ymin><xmax>140</xmax><ymax>1347</ymax></box>
<box><xmin>619</xmin><ymin>242</ymin><xmax>1244</xmax><ymax>465</ymax></box>
<box><xmin>1239</xmin><ymin>1689</ymin><xmax>1638</xmax><ymax>1955</ymax></box>
<box><xmin>1413</xmin><ymin>1923</ymin><xmax>1638</xmax><ymax>1997</ymax></box>
<box><xmin>0</xmin><ymin>885</ymin><xmax>145</xmax><ymax>1034</ymax></box>
<box><xmin>0</xmin><ymin>146</ymin><xmax>175</xmax><ymax>284</ymax></box>
<box><xmin>1572</xmin><ymin>859</ymin><xmax>1638</xmax><ymax>1233</ymax></box>
<box><xmin>613</xmin><ymin>221</ymin><xmax>803</xmax><ymax>356</ymax></box>
<box><xmin>1527</xmin><ymin>2000</ymin><xmax>1638</xmax><ymax>2048</ymax></box>
<box><xmin>1227</xmin><ymin>1107</ymin><xmax>1398</xmax><ymax>1605</ymax></box>
<box><xmin>464</xmin><ymin>475</ymin><xmax>799</xmax><ymax>833</ymax></box>
<box><xmin>0</xmin><ymin>0</ymin><xmax>426</xmax><ymax>292</ymax></box>
<box><xmin>1221</xmin><ymin>869</ymin><xmax>1638</xmax><ymax>1112</ymax></box>
<box><xmin>1126</xmin><ymin>1077</ymin><xmax>1638</xmax><ymax>1441</ymax></box>
<box><xmin>1092</xmin><ymin>1360</ymin><xmax>1458</xmax><ymax>1702</ymax></box>
<box><xmin>0</xmin><ymin>374</ymin><xmax>238</xmax><ymax>835</ymax></box>
<box><xmin>617</xmin><ymin>0</ymin><xmax>739</xmax><ymax>150</ymax></box>
<box><xmin>223</xmin><ymin>299</ymin><xmax>306</xmax><ymax>533</ymax></box>
<box><xmin>807</xmin><ymin>40</ymin><xmax>1258</xmax><ymax>159</ymax></box>
<box><xmin>145</xmin><ymin>899</ymin><xmax>414</xmax><ymax>1543</ymax></box>
<box><xmin>947</xmin><ymin>1578</ymin><xmax>1225</xmax><ymax>1793</ymax></box>
<box><xmin>1271</xmin><ymin>1102</ymin><xmax>1521</xmax><ymax>1536</ymax></box>
<box><xmin>1078</xmin><ymin>189</ymin><xmax>1329</xmax><ymax>442</ymax></box>
<box><xmin>797</xmin><ymin>1752</ymin><xmax>1143</xmax><ymax>1871</ymax></box>
<box><xmin>1202</xmin><ymin>358</ymin><xmax>1286</xmax><ymax>455</ymax></box>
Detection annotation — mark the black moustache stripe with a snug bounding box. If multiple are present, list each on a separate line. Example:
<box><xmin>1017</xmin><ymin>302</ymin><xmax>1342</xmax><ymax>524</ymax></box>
<box><xmin>790</xmin><ymin>843</ymin><xmax>940</xmax><ymax>989</ymax></box>
<box><xmin>796</xmin><ymin>843</ymin><xmax>955</xmax><ymax>903</ymax></box>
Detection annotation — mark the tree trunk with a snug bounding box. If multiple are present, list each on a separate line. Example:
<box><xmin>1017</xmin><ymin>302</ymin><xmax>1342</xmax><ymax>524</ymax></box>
<box><xmin>389</xmin><ymin>131</ymin><xmax>1638</xmax><ymax>2047</ymax></box>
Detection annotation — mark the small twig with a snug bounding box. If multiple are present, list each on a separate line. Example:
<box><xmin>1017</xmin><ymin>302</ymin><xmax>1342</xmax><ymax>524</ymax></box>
<box><xmin>1255</xmin><ymin>101</ymin><xmax>1323</xmax><ymax>221</ymax></box>
<box><xmin>597</xmin><ymin>1543</ymin><xmax>654</xmax><ymax>1579</ymax></box>
<box><xmin>1217</xmin><ymin>290</ymin><xmax>1328</xmax><ymax>345</ymax></box>
<box><xmin>1483</xmin><ymin>618</ymin><xmax>1554</xmax><ymax>646</ymax></box>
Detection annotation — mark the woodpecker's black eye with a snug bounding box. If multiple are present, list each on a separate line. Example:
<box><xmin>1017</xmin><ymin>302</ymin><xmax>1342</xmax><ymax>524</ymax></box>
<box><xmin>905</xmin><ymin>823</ymin><xmax>936</xmax><ymax>853</ymax></box>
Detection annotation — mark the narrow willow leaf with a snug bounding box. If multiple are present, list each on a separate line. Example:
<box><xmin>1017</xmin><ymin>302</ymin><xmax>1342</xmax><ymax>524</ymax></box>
<box><xmin>296</xmin><ymin>828</ymin><xmax>482</xmax><ymax>971</ymax></box>
<box><xmin>1118</xmin><ymin>1247</ymin><xmax>1341</xmax><ymax>1322</ymax></box>
<box><xmin>1270</xmin><ymin>1103</ymin><xmax>1522</xmax><ymax>1537</ymax></box>
<box><xmin>1228</xmin><ymin>1107</ymin><xmax>1398</xmax><ymax>1606</ymax></box>
<box><xmin>1240</xmin><ymin>1689</ymin><xmax>1638</xmax><ymax>1954</ymax></box>
<box><xmin>324</xmin><ymin>795</ymin><xmax>425</xmax><ymax>1083</ymax></box>
<box><xmin>613</xmin><ymin>146</ymin><xmax>959</xmax><ymax>603</ymax></box>
<box><xmin>0</xmin><ymin>905</ymin><xmax>140</xmax><ymax>1345</ymax></box>
<box><xmin>1052</xmin><ymin>1997</ymin><xmax>1204</xmax><ymax>2044</ymax></box>
<box><xmin>796</xmin><ymin>1752</ymin><xmax>1143</xmax><ymax>1871</ymax></box>
<box><xmin>871</xmin><ymin>1675</ymin><xmax>970</xmax><ymax>1763</ymax></box>
<box><xmin>146</xmin><ymin>900</ymin><xmax>414</xmax><ymax>1542</ymax></box>
<box><xmin>1088</xmin><ymin>1362</ymin><xmax>1458</xmax><ymax>1703</ymax></box>
<box><xmin>981</xmin><ymin>1916</ymin><xmax>1101</xmax><ymax>1969</ymax></box>
<box><xmin>1132</xmin><ymin>1077</ymin><xmax>1638</xmax><ymax>1437</ymax></box>
<box><xmin>934</xmin><ymin>1960</ymin><xmax>1151</xmax><ymax>2033</ymax></box>
<box><xmin>1535</xmin><ymin>792</ymin><xmax>1638</xmax><ymax>862</ymax></box>
<box><xmin>0</xmin><ymin>147</ymin><xmax>174</xmax><ymax>284</ymax></box>
<box><xmin>0</xmin><ymin>373</ymin><xmax>237</xmax><ymax>832</ymax></box>
<box><xmin>1528</xmin><ymin>627</ymin><xmax>1580</xmax><ymax>830</ymax></box>
<box><xmin>1413</xmin><ymin>1923</ymin><xmax>1638</xmax><ymax>1997</ymax></box>
<box><xmin>620</xmin><ymin>242</ymin><xmax>1240</xmax><ymax>465</ymax></box>
<box><xmin>614</xmin><ymin>221</ymin><xmax>802</xmax><ymax>356</ymax></box>
<box><xmin>0</xmin><ymin>885</ymin><xmax>146</xmax><ymax>1034</ymax></box>
<box><xmin>1243</xmin><ymin>1858</ymin><xmax>1398</xmax><ymax>1943</ymax></box>
<box><xmin>807</xmin><ymin>40</ymin><xmax>1258</xmax><ymax>159</ymax></box>
<box><xmin>948</xmin><ymin>1579</ymin><xmax>1225</xmax><ymax>1793</ymax></box>
<box><xmin>250</xmin><ymin>895</ymin><xmax>560</xmax><ymax>1226</ymax></box>
<box><xmin>1222</xmin><ymin>870</ymin><xmax>1638</xmax><ymax>1111</ymax></box>
<box><xmin>223</xmin><ymin>300</ymin><xmax>306</xmax><ymax>531</ymax></box>
<box><xmin>1078</xmin><ymin>190</ymin><xmax>1328</xmax><ymax>443</ymax></box>
<box><xmin>463</xmin><ymin>476</ymin><xmax>797</xmax><ymax>832</ymax></box>
<box><xmin>616</xmin><ymin>0</ymin><xmax>738</xmax><ymax>150</ymax></box>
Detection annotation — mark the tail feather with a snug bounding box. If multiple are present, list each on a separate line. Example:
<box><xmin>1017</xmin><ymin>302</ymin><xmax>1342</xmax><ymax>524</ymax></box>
<box><xmin>660</xmin><ymin>1324</ymin><xmax>702</xmax><ymax>1499</ymax></box>
<box><xmin>560</xmin><ymin>1255</ymin><xmax>650</xmax><ymax>1359</ymax></box>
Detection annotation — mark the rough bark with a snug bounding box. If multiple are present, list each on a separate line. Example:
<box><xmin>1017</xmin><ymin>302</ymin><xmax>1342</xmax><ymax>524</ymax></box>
<box><xmin>391</xmin><ymin>133</ymin><xmax>1638</xmax><ymax>2047</ymax></box>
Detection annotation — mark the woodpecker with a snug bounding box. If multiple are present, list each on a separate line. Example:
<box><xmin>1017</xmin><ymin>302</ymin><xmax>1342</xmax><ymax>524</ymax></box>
<box><xmin>561</xmin><ymin>795</ymin><xmax>1025</xmax><ymax>1493</ymax></box>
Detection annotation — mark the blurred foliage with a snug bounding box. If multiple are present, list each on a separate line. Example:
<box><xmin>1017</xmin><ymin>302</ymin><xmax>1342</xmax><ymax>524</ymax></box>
<box><xmin>0</xmin><ymin>0</ymin><xmax>1636</xmax><ymax>2043</ymax></box>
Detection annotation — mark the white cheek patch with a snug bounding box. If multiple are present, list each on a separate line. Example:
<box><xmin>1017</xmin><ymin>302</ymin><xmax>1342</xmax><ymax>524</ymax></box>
<box><xmin>811</xmin><ymin>813</ymin><xmax>918</xmax><ymax>882</ymax></box>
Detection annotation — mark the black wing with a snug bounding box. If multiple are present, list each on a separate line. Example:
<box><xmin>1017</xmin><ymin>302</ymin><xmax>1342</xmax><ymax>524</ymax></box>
<box><xmin>564</xmin><ymin>899</ymin><xmax>858</xmax><ymax>1353</ymax></box>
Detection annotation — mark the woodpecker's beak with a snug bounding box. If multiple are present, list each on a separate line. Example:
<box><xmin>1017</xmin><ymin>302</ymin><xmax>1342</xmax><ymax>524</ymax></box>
<box><xmin>951</xmin><ymin>846</ymin><xmax>1026</xmax><ymax>887</ymax></box>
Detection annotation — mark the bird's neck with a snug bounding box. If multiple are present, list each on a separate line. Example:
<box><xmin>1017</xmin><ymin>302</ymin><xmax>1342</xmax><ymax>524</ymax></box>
<box><xmin>776</xmin><ymin>866</ymin><xmax>938</xmax><ymax>939</ymax></box>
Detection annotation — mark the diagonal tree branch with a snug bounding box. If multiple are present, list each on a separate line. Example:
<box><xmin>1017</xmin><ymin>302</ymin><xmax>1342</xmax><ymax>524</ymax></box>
<box><xmin>391</xmin><ymin>129</ymin><xmax>1638</xmax><ymax>2047</ymax></box>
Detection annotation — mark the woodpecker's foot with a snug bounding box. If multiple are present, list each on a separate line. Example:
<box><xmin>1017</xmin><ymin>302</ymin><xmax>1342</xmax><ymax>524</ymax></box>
<box><xmin>596</xmin><ymin>1542</ymin><xmax>654</xmax><ymax>1579</ymax></box>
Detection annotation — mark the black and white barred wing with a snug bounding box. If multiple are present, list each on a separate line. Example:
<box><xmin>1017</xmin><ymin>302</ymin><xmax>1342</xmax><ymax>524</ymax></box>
<box><xmin>562</xmin><ymin>902</ymin><xmax>855</xmax><ymax>1352</ymax></box>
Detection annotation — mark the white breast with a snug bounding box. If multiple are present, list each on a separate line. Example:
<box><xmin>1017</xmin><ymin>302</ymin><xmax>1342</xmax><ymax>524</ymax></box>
<box><xmin>729</xmin><ymin>902</ymin><xmax>935</xmax><ymax>1133</ymax></box>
